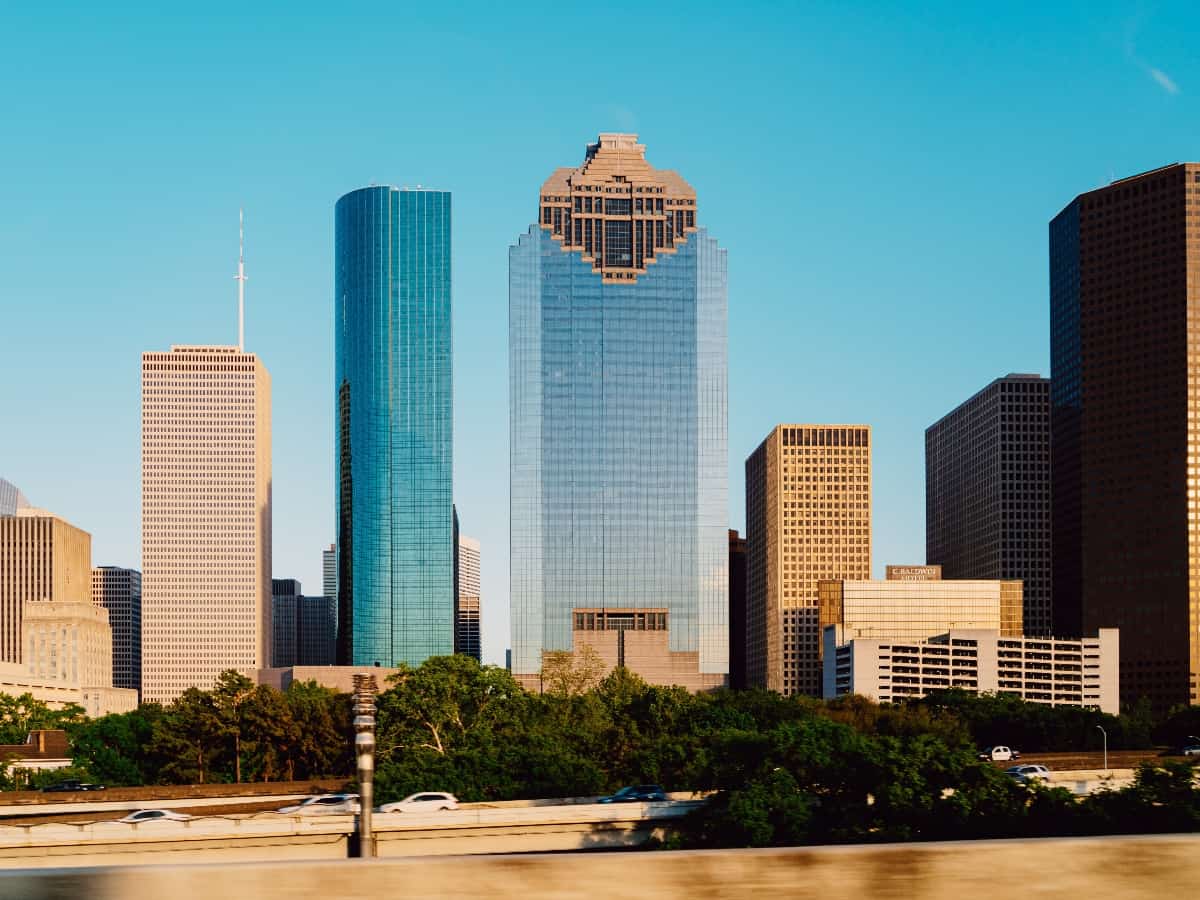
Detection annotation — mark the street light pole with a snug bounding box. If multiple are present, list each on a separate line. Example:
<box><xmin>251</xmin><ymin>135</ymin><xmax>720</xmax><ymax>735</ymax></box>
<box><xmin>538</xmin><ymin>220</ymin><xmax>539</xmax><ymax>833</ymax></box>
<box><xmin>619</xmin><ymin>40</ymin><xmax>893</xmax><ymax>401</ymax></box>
<box><xmin>353</xmin><ymin>673</ymin><xmax>378</xmax><ymax>858</ymax></box>
<box><xmin>1095</xmin><ymin>724</ymin><xmax>1108</xmax><ymax>772</ymax></box>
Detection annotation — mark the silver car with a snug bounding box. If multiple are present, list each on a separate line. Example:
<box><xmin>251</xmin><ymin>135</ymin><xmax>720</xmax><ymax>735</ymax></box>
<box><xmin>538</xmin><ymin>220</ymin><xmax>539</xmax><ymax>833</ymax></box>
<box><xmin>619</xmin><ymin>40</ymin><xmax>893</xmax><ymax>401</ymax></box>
<box><xmin>276</xmin><ymin>793</ymin><xmax>360</xmax><ymax>815</ymax></box>
<box><xmin>1005</xmin><ymin>764</ymin><xmax>1050</xmax><ymax>784</ymax></box>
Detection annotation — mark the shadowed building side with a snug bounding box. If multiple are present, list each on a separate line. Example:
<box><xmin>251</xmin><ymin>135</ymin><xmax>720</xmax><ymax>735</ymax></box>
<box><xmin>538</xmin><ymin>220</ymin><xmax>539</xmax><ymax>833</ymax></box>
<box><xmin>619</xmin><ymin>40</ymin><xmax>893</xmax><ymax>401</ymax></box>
<box><xmin>1050</xmin><ymin>163</ymin><xmax>1200</xmax><ymax>709</ymax></box>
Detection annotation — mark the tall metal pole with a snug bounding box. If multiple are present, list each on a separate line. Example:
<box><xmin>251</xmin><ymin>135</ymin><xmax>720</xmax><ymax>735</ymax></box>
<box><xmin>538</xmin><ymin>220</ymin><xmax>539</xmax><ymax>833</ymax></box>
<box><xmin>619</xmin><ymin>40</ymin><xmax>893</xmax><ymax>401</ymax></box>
<box><xmin>235</xmin><ymin>208</ymin><xmax>247</xmax><ymax>352</ymax></box>
<box><xmin>1096</xmin><ymin>724</ymin><xmax>1108</xmax><ymax>772</ymax></box>
<box><xmin>353</xmin><ymin>673</ymin><xmax>378</xmax><ymax>858</ymax></box>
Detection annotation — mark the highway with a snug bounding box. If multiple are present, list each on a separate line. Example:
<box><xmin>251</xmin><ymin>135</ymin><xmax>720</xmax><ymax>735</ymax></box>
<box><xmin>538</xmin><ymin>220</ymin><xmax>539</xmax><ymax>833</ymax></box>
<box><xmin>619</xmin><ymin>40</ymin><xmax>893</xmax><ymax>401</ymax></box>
<box><xmin>0</xmin><ymin>797</ymin><xmax>706</xmax><ymax>867</ymax></box>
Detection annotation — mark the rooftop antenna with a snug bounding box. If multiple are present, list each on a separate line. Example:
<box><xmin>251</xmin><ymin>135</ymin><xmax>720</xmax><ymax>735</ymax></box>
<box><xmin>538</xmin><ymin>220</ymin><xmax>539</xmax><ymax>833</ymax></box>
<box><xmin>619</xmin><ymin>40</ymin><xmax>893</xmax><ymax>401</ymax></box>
<box><xmin>234</xmin><ymin>208</ymin><xmax>247</xmax><ymax>351</ymax></box>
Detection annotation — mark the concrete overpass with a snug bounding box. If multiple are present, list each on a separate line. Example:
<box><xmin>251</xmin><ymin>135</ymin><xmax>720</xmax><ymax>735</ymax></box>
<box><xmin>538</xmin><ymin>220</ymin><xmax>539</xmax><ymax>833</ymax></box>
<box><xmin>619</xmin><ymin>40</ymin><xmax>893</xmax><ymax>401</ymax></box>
<box><xmin>1</xmin><ymin>834</ymin><xmax>1197</xmax><ymax>898</ymax></box>
<box><xmin>0</xmin><ymin>799</ymin><xmax>704</xmax><ymax>868</ymax></box>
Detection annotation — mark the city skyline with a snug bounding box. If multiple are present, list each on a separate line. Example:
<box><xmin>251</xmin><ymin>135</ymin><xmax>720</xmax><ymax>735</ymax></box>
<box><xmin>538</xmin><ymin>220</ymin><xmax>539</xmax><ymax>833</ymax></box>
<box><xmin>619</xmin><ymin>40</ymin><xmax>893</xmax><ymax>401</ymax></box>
<box><xmin>3</xmin><ymin>4</ymin><xmax>1197</xmax><ymax>666</ymax></box>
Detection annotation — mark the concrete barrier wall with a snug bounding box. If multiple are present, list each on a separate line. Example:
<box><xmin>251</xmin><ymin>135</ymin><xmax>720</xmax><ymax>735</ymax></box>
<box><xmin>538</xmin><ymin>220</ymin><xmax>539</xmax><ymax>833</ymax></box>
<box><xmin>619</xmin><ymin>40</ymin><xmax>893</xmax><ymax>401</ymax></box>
<box><xmin>0</xmin><ymin>801</ymin><xmax>703</xmax><ymax>867</ymax></box>
<box><xmin>1</xmin><ymin>834</ymin><xmax>1198</xmax><ymax>899</ymax></box>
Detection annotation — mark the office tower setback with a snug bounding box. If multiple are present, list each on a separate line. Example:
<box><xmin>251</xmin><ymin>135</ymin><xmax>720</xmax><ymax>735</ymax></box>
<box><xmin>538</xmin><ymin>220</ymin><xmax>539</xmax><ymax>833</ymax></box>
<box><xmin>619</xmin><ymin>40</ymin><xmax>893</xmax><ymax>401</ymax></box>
<box><xmin>746</xmin><ymin>425</ymin><xmax>871</xmax><ymax>696</ymax></box>
<box><xmin>271</xmin><ymin>579</ymin><xmax>300</xmax><ymax>669</ymax></box>
<box><xmin>91</xmin><ymin>567</ymin><xmax>142</xmax><ymax>695</ymax></box>
<box><xmin>1050</xmin><ymin>163</ymin><xmax>1200</xmax><ymax>709</ymax></box>
<box><xmin>0</xmin><ymin>508</ymin><xmax>92</xmax><ymax>665</ymax></box>
<box><xmin>455</xmin><ymin>529</ymin><xmax>481</xmax><ymax>662</ymax></box>
<box><xmin>141</xmin><ymin>345</ymin><xmax>272</xmax><ymax>704</ymax></box>
<box><xmin>510</xmin><ymin>134</ymin><xmax>728</xmax><ymax>690</ymax></box>
<box><xmin>728</xmin><ymin>530</ymin><xmax>748</xmax><ymax>690</ymax></box>
<box><xmin>926</xmin><ymin>374</ymin><xmax>1052</xmax><ymax>635</ymax></box>
<box><xmin>335</xmin><ymin>186</ymin><xmax>453</xmax><ymax>668</ymax></box>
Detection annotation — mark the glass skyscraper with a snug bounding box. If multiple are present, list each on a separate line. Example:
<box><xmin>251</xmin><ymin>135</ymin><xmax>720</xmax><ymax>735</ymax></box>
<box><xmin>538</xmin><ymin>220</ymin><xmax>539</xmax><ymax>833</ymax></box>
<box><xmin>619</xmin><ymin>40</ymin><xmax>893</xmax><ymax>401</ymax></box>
<box><xmin>335</xmin><ymin>186</ymin><xmax>453</xmax><ymax>667</ymax></box>
<box><xmin>509</xmin><ymin>134</ymin><xmax>728</xmax><ymax>689</ymax></box>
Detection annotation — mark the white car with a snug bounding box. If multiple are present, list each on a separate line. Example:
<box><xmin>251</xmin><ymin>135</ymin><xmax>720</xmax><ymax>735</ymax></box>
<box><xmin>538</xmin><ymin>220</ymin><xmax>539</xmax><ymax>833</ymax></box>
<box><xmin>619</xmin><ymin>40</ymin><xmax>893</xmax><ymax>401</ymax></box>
<box><xmin>378</xmin><ymin>792</ymin><xmax>459</xmax><ymax>813</ymax></box>
<box><xmin>276</xmin><ymin>793</ymin><xmax>360</xmax><ymax>815</ymax></box>
<box><xmin>978</xmin><ymin>746</ymin><xmax>1019</xmax><ymax>762</ymax></box>
<box><xmin>1005</xmin><ymin>764</ymin><xmax>1051</xmax><ymax>784</ymax></box>
<box><xmin>120</xmin><ymin>809</ymin><xmax>192</xmax><ymax>824</ymax></box>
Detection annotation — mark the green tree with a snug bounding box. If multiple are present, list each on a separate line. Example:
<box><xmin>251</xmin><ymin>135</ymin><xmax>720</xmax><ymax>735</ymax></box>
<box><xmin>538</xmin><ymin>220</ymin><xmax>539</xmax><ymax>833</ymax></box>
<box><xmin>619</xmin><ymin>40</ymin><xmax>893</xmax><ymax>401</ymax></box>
<box><xmin>67</xmin><ymin>705</ymin><xmax>167</xmax><ymax>786</ymax></box>
<box><xmin>213</xmin><ymin>670</ymin><xmax>257</xmax><ymax>783</ymax></box>
<box><xmin>0</xmin><ymin>693</ymin><xmax>85</xmax><ymax>744</ymax></box>
<box><xmin>153</xmin><ymin>688</ymin><xmax>224</xmax><ymax>784</ymax></box>
<box><xmin>285</xmin><ymin>680</ymin><xmax>352</xmax><ymax>779</ymax></box>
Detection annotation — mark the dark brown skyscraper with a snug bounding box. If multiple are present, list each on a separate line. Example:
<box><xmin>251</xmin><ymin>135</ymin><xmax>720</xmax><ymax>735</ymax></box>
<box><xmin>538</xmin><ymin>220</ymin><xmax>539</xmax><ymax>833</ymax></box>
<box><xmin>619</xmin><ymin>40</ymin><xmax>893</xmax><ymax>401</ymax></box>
<box><xmin>728</xmin><ymin>529</ymin><xmax>747</xmax><ymax>690</ymax></box>
<box><xmin>926</xmin><ymin>374</ymin><xmax>1051</xmax><ymax>635</ymax></box>
<box><xmin>1050</xmin><ymin>162</ymin><xmax>1200</xmax><ymax>710</ymax></box>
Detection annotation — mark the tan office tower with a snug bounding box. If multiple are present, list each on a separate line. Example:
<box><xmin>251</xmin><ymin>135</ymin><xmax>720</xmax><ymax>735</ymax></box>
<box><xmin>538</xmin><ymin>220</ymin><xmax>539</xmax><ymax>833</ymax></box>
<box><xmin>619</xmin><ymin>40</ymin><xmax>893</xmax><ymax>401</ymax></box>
<box><xmin>455</xmin><ymin>534</ymin><xmax>481</xmax><ymax>662</ymax></box>
<box><xmin>745</xmin><ymin>424</ymin><xmax>871</xmax><ymax>695</ymax></box>
<box><xmin>0</xmin><ymin>506</ymin><xmax>92</xmax><ymax>664</ymax></box>
<box><xmin>141</xmin><ymin>345</ymin><xmax>271</xmax><ymax>704</ymax></box>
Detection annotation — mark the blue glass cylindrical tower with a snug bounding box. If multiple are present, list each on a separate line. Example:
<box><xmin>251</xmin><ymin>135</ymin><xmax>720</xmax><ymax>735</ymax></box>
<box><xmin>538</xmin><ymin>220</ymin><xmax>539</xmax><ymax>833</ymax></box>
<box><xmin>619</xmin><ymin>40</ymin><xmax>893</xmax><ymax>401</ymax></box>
<box><xmin>335</xmin><ymin>186</ymin><xmax>453</xmax><ymax>667</ymax></box>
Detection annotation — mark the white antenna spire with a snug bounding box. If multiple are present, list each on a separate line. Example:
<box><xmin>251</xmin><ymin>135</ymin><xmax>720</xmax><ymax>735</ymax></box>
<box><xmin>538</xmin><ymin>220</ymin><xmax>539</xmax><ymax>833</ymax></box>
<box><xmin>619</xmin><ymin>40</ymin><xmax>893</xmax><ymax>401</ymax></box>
<box><xmin>234</xmin><ymin>208</ymin><xmax>247</xmax><ymax>351</ymax></box>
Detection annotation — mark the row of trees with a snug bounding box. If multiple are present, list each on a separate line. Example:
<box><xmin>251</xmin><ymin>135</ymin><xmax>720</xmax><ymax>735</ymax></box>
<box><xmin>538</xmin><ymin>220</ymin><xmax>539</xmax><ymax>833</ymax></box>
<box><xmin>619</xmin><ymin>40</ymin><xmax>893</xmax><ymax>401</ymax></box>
<box><xmin>5</xmin><ymin>656</ymin><xmax>1199</xmax><ymax>847</ymax></box>
<box><xmin>67</xmin><ymin>673</ymin><xmax>352</xmax><ymax>786</ymax></box>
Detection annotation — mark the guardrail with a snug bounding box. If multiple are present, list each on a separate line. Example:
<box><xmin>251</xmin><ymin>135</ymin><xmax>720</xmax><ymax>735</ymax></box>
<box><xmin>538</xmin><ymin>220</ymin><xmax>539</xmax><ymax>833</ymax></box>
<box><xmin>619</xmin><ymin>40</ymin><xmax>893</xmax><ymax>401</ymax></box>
<box><xmin>0</xmin><ymin>800</ymin><xmax>703</xmax><ymax>867</ymax></box>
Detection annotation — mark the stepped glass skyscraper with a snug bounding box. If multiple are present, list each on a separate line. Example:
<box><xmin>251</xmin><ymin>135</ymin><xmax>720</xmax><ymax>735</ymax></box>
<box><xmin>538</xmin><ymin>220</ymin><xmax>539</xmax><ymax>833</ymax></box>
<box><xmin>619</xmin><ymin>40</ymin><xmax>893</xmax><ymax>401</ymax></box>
<box><xmin>509</xmin><ymin>134</ymin><xmax>728</xmax><ymax>690</ymax></box>
<box><xmin>141</xmin><ymin>345</ymin><xmax>271</xmax><ymax>704</ymax></box>
<box><xmin>335</xmin><ymin>187</ymin><xmax>453</xmax><ymax>667</ymax></box>
<box><xmin>1051</xmin><ymin>163</ymin><xmax>1200</xmax><ymax>709</ymax></box>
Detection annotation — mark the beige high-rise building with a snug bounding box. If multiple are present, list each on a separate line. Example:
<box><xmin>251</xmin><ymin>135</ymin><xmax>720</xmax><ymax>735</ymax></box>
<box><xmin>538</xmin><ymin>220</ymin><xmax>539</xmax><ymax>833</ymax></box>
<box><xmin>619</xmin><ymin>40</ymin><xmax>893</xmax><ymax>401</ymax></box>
<box><xmin>141</xmin><ymin>345</ymin><xmax>271</xmax><ymax>704</ymax></box>
<box><xmin>745</xmin><ymin>424</ymin><xmax>871</xmax><ymax>696</ymax></box>
<box><xmin>0</xmin><ymin>508</ymin><xmax>93</xmax><ymax>665</ymax></box>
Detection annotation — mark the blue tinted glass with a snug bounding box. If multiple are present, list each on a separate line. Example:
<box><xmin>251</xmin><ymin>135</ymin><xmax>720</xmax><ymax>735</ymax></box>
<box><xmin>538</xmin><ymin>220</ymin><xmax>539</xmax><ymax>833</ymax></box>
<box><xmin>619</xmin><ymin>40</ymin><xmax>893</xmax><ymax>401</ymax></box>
<box><xmin>509</xmin><ymin>227</ymin><xmax>728</xmax><ymax>677</ymax></box>
<box><xmin>335</xmin><ymin>187</ymin><xmax>453</xmax><ymax>666</ymax></box>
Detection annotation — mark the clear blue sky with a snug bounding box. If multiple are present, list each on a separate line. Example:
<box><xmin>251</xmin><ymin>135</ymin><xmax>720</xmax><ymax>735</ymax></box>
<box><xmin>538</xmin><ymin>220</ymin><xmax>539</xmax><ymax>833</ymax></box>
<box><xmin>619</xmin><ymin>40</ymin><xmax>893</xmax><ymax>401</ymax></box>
<box><xmin>1</xmin><ymin>2</ymin><xmax>1195</xmax><ymax>665</ymax></box>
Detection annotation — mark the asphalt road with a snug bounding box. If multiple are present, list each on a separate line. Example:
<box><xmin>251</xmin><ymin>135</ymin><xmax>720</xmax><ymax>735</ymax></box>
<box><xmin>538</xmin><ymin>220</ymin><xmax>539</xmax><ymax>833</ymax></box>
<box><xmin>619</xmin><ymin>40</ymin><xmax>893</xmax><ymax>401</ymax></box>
<box><xmin>991</xmin><ymin>749</ymin><xmax>1187</xmax><ymax>770</ymax></box>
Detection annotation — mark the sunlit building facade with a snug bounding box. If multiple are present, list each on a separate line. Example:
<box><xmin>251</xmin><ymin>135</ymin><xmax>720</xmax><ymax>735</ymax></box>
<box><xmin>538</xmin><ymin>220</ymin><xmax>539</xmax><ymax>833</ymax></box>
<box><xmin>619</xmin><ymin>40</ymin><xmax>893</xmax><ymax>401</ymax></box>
<box><xmin>0</xmin><ymin>509</ymin><xmax>93</xmax><ymax>666</ymax></box>
<box><xmin>141</xmin><ymin>345</ymin><xmax>272</xmax><ymax>704</ymax></box>
<box><xmin>745</xmin><ymin>425</ymin><xmax>872</xmax><ymax>696</ymax></box>
<box><xmin>510</xmin><ymin>134</ymin><xmax>728</xmax><ymax>689</ymax></box>
<box><xmin>335</xmin><ymin>186</ymin><xmax>453</xmax><ymax>667</ymax></box>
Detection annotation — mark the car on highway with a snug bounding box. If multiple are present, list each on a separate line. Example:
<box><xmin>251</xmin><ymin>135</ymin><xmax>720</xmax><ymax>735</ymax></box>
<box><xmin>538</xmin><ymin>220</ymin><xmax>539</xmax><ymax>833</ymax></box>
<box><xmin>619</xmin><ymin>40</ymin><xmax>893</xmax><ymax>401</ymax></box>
<box><xmin>40</xmin><ymin>780</ymin><xmax>106</xmax><ymax>792</ymax></box>
<box><xmin>119</xmin><ymin>809</ymin><xmax>193</xmax><ymax>824</ymax></box>
<box><xmin>978</xmin><ymin>746</ymin><xmax>1020</xmax><ymax>762</ymax></box>
<box><xmin>276</xmin><ymin>793</ymin><xmax>360</xmax><ymax>815</ymax></box>
<box><xmin>598</xmin><ymin>785</ymin><xmax>667</xmax><ymax>803</ymax></box>
<box><xmin>377</xmin><ymin>792</ymin><xmax>459</xmax><ymax>813</ymax></box>
<box><xmin>1182</xmin><ymin>745</ymin><xmax>1200</xmax><ymax>757</ymax></box>
<box><xmin>1005</xmin><ymin>764</ymin><xmax>1050</xmax><ymax>785</ymax></box>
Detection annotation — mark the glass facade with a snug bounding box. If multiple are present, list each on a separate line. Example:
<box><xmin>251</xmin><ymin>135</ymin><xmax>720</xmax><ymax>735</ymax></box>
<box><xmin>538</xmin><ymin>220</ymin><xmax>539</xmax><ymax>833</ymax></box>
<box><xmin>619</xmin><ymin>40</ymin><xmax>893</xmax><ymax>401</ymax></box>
<box><xmin>509</xmin><ymin>225</ymin><xmax>728</xmax><ymax>678</ymax></box>
<box><xmin>335</xmin><ymin>186</ymin><xmax>453</xmax><ymax>667</ymax></box>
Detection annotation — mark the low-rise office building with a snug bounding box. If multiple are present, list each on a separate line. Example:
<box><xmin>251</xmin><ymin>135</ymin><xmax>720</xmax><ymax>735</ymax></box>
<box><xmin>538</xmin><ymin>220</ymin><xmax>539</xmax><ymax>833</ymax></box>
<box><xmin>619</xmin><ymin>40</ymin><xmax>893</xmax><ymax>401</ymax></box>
<box><xmin>823</xmin><ymin>626</ymin><xmax>1119</xmax><ymax>714</ymax></box>
<box><xmin>817</xmin><ymin>571</ymin><xmax>1024</xmax><ymax>643</ymax></box>
<box><xmin>519</xmin><ymin>608</ymin><xmax>726</xmax><ymax>693</ymax></box>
